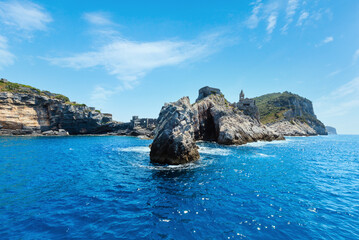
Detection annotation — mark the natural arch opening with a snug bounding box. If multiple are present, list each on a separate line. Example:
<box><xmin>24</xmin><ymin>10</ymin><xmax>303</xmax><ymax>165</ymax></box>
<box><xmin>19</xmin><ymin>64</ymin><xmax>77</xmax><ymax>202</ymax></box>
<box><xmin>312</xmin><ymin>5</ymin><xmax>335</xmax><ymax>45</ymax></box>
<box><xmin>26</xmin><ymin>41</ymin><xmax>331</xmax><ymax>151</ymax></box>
<box><xmin>197</xmin><ymin>108</ymin><xmax>218</xmax><ymax>141</ymax></box>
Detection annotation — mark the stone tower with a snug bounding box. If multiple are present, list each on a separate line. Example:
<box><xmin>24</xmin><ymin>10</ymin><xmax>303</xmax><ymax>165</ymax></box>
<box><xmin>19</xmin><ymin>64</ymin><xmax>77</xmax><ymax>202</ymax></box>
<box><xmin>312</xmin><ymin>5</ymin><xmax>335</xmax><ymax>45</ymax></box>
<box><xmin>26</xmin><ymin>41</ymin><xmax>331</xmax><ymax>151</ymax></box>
<box><xmin>237</xmin><ymin>90</ymin><xmax>260</xmax><ymax>121</ymax></box>
<box><xmin>240</xmin><ymin>90</ymin><xmax>244</xmax><ymax>100</ymax></box>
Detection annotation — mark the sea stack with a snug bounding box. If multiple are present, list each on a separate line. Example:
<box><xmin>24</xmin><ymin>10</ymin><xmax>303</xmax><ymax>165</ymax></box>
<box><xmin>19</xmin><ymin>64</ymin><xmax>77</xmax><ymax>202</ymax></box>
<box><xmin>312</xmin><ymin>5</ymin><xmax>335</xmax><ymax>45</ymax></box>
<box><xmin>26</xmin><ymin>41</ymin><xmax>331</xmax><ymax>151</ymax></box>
<box><xmin>150</xmin><ymin>87</ymin><xmax>284</xmax><ymax>165</ymax></box>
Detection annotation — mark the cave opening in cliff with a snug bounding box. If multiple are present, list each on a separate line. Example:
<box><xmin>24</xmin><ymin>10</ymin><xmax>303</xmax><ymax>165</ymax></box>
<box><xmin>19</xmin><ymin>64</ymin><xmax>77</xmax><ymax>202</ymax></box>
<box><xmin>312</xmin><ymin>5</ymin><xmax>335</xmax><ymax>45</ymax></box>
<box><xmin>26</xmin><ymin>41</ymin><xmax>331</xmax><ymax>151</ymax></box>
<box><xmin>199</xmin><ymin>109</ymin><xmax>217</xmax><ymax>141</ymax></box>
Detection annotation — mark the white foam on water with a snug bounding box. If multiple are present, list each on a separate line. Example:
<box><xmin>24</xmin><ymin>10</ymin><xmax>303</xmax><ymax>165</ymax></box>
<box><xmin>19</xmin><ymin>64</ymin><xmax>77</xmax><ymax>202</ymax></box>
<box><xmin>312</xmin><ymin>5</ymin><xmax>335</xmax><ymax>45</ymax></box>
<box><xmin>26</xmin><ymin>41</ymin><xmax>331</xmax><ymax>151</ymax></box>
<box><xmin>256</xmin><ymin>153</ymin><xmax>274</xmax><ymax>157</ymax></box>
<box><xmin>117</xmin><ymin>146</ymin><xmax>150</xmax><ymax>153</ymax></box>
<box><xmin>198</xmin><ymin>146</ymin><xmax>232</xmax><ymax>156</ymax></box>
<box><xmin>242</xmin><ymin>139</ymin><xmax>290</xmax><ymax>147</ymax></box>
<box><xmin>139</xmin><ymin>161</ymin><xmax>204</xmax><ymax>171</ymax></box>
<box><xmin>160</xmin><ymin>219</ymin><xmax>171</xmax><ymax>222</ymax></box>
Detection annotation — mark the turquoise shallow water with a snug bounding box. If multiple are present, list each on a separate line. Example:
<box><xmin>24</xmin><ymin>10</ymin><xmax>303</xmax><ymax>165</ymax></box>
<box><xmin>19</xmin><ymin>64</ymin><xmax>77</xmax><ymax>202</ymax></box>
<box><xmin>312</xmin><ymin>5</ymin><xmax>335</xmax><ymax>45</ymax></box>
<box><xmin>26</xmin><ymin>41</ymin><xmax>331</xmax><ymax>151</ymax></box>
<box><xmin>0</xmin><ymin>135</ymin><xmax>358</xmax><ymax>239</ymax></box>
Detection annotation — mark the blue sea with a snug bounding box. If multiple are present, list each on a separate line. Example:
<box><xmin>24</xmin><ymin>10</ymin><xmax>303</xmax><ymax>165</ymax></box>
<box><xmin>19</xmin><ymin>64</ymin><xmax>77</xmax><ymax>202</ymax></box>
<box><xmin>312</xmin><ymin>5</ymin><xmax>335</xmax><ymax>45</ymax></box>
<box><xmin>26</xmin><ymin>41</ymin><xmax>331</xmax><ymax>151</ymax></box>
<box><xmin>0</xmin><ymin>135</ymin><xmax>358</xmax><ymax>239</ymax></box>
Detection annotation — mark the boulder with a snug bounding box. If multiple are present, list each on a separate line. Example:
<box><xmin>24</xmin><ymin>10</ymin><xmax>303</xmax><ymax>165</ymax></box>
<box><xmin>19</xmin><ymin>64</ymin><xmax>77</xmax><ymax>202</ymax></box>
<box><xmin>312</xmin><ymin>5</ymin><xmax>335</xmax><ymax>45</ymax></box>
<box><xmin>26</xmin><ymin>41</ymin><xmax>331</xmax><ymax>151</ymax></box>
<box><xmin>42</xmin><ymin>129</ymin><xmax>69</xmax><ymax>136</ymax></box>
<box><xmin>150</xmin><ymin>97</ymin><xmax>200</xmax><ymax>165</ymax></box>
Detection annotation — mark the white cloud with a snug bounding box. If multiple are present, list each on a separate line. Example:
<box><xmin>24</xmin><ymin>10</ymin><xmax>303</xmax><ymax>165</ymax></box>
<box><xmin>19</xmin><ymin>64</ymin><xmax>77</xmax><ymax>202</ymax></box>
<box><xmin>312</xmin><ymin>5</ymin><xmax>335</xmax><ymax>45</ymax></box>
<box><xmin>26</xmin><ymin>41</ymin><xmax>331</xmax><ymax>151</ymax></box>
<box><xmin>83</xmin><ymin>12</ymin><xmax>113</xmax><ymax>26</ymax></box>
<box><xmin>296</xmin><ymin>11</ymin><xmax>309</xmax><ymax>26</ymax></box>
<box><xmin>46</xmin><ymin>32</ymin><xmax>227</xmax><ymax>86</ymax></box>
<box><xmin>91</xmin><ymin>86</ymin><xmax>117</xmax><ymax>101</ymax></box>
<box><xmin>315</xmin><ymin>36</ymin><xmax>334</xmax><ymax>47</ymax></box>
<box><xmin>353</xmin><ymin>49</ymin><xmax>359</xmax><ymax>62</ymax></box>
<box><xmin>0</xmin><ymin>35</ymin><xmax>15</xmax><ymax>69</ymax></box>
<box><xmin>281</xmin><ymin>0</ymin><xmax>298</xmax><ymax>32</ymax></box>
<box><xmin>246</xmin><ymin>0</ymin><xmax>262</xmax><ymax>29</ymax></box>
<box><xmin>266</xmin><ymin>13</ymin><xmax>277</xmax><ymax>34</ymax></box>
<box><xmin>0</xmin><ymin>0</ymin><xmax>52</xmax><ymax>31</ymax></box>
<box><xmin>334</xmin><ymin>77</ymin><xmax>359</xmax><ymax>98</ymax></box>
<box><xmin>323</xmin><ymin>36</ymin><xmax>334</xmax><ymax>44</ymax></box>
<box><xmin>315</xmin><ymin>78</ymin><xmax>359</xmax><ymax>118</ymax></box>
<box><xmin>286</xmin><ymin>0</ymin><xmax>298</xmax><ymax>18</ymax></box>
<box><xmin>327</xmin><ymin>69</ymin><xmax>342</xmax><ymax>78</ymax></box>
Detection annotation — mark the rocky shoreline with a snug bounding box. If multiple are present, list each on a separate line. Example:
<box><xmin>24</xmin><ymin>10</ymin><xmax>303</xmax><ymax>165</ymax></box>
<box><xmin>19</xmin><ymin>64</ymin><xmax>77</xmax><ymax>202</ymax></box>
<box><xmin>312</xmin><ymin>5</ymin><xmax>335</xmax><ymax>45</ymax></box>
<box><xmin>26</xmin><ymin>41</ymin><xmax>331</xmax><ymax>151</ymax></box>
<box><xmin>0</xmin><ymin>78</ymin><xmax>156</xmax><ymax>138</ymax></box>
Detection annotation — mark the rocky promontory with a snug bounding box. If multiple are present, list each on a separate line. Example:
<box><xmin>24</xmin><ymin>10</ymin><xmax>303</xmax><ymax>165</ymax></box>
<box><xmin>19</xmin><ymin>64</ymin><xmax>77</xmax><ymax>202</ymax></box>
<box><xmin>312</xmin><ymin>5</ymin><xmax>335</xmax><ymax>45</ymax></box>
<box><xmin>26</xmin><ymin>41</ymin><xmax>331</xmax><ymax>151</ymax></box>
<box><xmin>150</xmin><ymin>87</ymin><xmax>284</xmax><ymax>165</ymax></box>
<box><xmin>325</xmin><ymin>126</ymin><xmax>337</xmax><ymax>135</ymax></box>
<box><xmin>0</xmin><ymin>78</ymin><xmax>156</xmax><ymax>136</ymax></box>
<box><xmin>254</xmin><ymin>92</ymin><xmax>327</xmax><ymax>136</ymax></box>
<box><xmin>0</xmin><ymin>88</ymin><xmax>111</xmax><ymax>135</ymax></box>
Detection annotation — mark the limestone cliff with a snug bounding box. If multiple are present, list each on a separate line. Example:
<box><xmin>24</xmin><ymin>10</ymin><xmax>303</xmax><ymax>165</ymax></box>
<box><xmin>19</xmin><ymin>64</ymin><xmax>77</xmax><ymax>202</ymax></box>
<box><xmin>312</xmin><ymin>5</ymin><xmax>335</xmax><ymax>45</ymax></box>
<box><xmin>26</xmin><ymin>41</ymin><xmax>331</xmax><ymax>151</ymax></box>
<box><xmin>325</xmin><ymin>126</ymin><xmax>337</xmax><ymax>135</ymax></box>
<box><xmin>150</xmin><ymin>89</ymin><xmax>284</xmax><ymax>165</ymax></box>
<box><xmin>254</xmin><ymin>92</ymin><xmax>327</xmax><ymax>136</ymax></box>
<box><xmin>0</xmin><ymin>79</ymin><xmax>113</xmax><ymax>135</ymax></box>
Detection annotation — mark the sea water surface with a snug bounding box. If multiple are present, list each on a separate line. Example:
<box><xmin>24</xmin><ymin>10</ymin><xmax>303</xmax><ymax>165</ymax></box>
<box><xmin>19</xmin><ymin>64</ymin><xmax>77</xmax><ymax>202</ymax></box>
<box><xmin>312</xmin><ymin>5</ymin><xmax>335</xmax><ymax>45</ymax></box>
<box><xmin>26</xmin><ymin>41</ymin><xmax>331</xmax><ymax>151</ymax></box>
<box><xmin>0</xmin><ymin>135</ymin><xmax>358</xmax><ymax>239</ymax></box>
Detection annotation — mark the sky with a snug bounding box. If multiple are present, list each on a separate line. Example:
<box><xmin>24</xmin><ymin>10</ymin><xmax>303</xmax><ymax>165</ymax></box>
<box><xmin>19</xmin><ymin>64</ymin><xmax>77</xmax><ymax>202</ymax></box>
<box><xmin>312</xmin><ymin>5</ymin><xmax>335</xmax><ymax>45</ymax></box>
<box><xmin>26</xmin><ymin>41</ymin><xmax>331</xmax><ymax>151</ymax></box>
<box><xmin>0</xmin><ymin>0</ymin><xmax>359</xmax><ymax>134</ymax></box>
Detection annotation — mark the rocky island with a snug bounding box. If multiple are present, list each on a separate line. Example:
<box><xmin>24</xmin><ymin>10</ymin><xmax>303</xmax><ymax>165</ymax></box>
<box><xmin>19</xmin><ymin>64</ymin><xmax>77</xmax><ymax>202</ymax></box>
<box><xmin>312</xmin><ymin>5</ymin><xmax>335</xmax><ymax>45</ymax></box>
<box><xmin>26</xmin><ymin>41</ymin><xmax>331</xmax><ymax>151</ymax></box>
<box><xmin>150</xmin><ymin>87</ymin><xmax>284</xmax><ymax>164</ymax></box>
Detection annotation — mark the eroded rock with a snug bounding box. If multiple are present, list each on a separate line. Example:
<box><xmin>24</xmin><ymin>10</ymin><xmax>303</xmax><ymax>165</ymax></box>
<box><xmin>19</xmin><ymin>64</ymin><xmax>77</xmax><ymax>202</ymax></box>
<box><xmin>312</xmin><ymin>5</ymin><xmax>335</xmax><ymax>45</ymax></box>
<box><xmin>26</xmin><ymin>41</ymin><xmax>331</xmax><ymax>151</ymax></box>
<box><xmin>150</xmin><ymin>92</ymin><xmax>284</xmax><ymax>165</ymax></box>
<box><xmin>150</xmin><ymin>97</ymin><xmax>200</xmax><ymax>165</ymax></box>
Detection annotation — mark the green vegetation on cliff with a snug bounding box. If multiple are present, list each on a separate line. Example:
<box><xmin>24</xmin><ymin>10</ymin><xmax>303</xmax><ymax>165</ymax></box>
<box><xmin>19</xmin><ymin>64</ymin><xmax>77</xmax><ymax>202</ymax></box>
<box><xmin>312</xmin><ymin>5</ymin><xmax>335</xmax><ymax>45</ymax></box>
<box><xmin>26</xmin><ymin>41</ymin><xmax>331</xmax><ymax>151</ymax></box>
<box><xmin>0</xmin><ymin>78</ymin><xmax>82</xmax><ymax>106</ymax></box>
<box><xmin>254</xmin><ymin>91</ymin><xmax>314</xmax><ymax>125</ymax></box>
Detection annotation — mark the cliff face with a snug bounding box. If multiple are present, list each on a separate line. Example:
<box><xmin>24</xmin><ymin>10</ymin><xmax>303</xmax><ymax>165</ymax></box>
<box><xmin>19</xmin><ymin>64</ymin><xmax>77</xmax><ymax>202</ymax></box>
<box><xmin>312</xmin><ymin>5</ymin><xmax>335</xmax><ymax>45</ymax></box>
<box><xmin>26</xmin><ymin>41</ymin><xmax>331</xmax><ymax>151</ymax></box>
<box><xmin>0</xmin><ymin>79</ymin><xmax>113</xmax><ymax>135</ymax></box>
<box><xmin>325</xmin><ymin>126</ymin><xmax>337</xmax><ymax>135</ymax></box>
<box><xmin>150</xmin><ymin>91</ymin><xmax>284</xmax><ymax>165</ymax></box>
<box><xmin>254</xmin><ymin>92</ymin><xmax>327</xmax><ymax>136</ymax></box>
<box><xmin>150</xmin><ymin>97</ymin><xmax>200</xmax><ymax>165</ymax></box>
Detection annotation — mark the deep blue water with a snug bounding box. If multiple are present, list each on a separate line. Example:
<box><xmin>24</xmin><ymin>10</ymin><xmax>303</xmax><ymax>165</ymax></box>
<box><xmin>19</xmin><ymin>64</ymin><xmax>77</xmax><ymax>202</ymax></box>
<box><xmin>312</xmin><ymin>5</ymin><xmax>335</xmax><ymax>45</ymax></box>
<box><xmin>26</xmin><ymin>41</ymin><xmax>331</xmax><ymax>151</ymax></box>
<box><xmin>0</xmin><ymin>135</ymin><xmax>358</xmax><ymax>239</ymax></box>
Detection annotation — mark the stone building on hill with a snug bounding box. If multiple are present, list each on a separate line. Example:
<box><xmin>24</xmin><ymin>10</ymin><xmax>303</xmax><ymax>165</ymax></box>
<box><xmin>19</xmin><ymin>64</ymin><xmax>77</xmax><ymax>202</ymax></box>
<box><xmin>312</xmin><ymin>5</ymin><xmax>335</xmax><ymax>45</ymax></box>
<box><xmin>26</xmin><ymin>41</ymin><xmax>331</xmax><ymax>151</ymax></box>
<box><xmin>196</xmin><ymin>86</ymin><xmax>222</xmax><ymax>102</ymax></box>
<box><xmin>236</xmin><ymin>90</ymin><xmax>260</xmax><ymax>121</ymax></box>
<box><xmin>130</xmin><ymin>116</ymin><xmax>157</xmax><ymax>130</ymax></box>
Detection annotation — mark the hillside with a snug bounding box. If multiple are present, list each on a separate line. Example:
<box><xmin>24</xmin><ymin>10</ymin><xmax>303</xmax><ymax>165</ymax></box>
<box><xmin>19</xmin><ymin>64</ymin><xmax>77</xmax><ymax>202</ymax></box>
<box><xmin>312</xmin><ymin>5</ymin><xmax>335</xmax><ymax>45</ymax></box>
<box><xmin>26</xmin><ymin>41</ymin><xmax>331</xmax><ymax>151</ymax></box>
<box><xmin>0</xmin><ymin>78</ymin><xmax>70</xmax><ymax>101</ymax></box>
<box><xmin>0</xmin><ymin>78</ymin><xmax>89</xmax><ymax>107</ymax></box>
<box><xmin>254</xmin><ymin>91</ymin><xmax>327</xmax><ymax>135</ymax></box>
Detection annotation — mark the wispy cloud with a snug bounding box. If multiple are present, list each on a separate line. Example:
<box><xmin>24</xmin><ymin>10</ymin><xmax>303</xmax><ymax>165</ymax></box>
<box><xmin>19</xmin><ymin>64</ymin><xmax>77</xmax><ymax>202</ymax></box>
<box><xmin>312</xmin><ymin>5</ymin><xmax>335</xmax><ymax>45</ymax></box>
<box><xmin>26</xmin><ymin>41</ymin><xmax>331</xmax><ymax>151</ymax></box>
<box><xmin>315</xmin><ymin>36</ymin><xmax>334</xmax><ymax>47</ymax></box>
<box><xmin>296</xmin><ymin>11</ymin><xmax>309</xmax><ymax>26</ymax></box>
<box><xmin>46</xmin><ymin>32</ymin><xmax>226</xmax><ymax>84</ymax></box>
<box><xmin>353</xmin><ymin>49</ymin><xmax>359</xmax><ymax>62</ymax></box>
<box><xmin>266</xmin><ymin>13</ymin><xmax>277</xmax><ymax>34</ymax></box>
<box><xmin>0</xmin><ymin>1</ymin><xmax>51</xmax><ymax>69</ymax></box>
<box><xmin>316</xmin><ymin>36</ymin><xmax>334</xmax><ymax>47</ymax></box>
<box><xmin>0</xmin><ymin>35</ymin><xmax>15</xmax><ymax>69</ymax></box>
<box><xmin>323</xmin><ymin>36</ymin><xmax>334</xmax><ymax>44</ymax></box>
<box><xmin>246</xmin><ymin>0</ymin><xmax>262</xmax><ymax>29</ymax></box>
<box><xmin>315</xmin><ymin>78</ymin><xmax>359</xmax><ymax>117</ymax></box>
<box><xmin>282</xmin><ymin>0</ymin><xmax>299</xmax><ymax>32</ymax></box>
<box><xmin>327</xmin><ymin>69</ymin><xmax>342</xmax><ymax>78</ymax></box>
<box><xmin>246</xmin><ymin>0</ymin><xmax>279</xmax><ymax>35</ymax></box>
<box><xmin>246</xmin><ymin>0</ymin><xmax>303</xmax><ymax>35</ymax></box>
<box><xmin>0</xmin><ymin>0</ymin><xmax>52</xmax><ymax>31</ymax></box>
<box><xmin>83</xmin><ymin>12</ymin><xmax>113</xmax><ymax>26</ymax></box>
<box><xmin>91</xmin><ymin>85</ymin><xmax>117</xmax><ymax>101</ymax></box>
